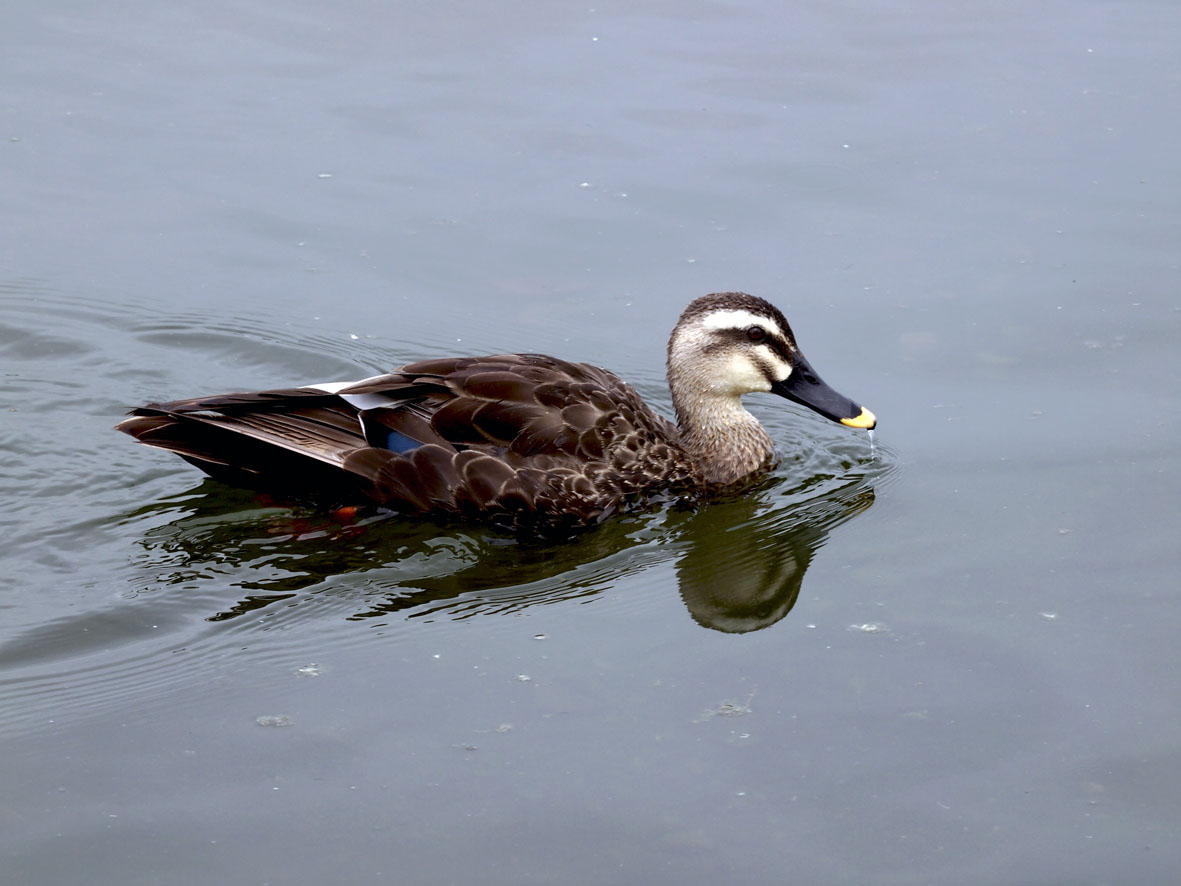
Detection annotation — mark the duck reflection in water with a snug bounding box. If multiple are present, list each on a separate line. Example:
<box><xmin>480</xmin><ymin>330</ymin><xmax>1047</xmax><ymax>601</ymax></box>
<box><xmin>674</xmin><ymin>484</ymin><xmax>874</xmax><ymax>633</ymax></box>
<box><xmin>128</xmin><ymin>468</ymin><xmax>877</xmax><ymax>633</ymax></box>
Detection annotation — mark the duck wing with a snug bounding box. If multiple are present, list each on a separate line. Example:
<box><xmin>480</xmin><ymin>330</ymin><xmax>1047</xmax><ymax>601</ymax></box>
<box><xmin>117</xmin><ymin>354</ymin><xmax>683</xmax><ymax>528</ymax></box>
<box><xmin>338</xmin><ymin>355</ymin><xmax>686</xmax><ymax>527</ymax></box>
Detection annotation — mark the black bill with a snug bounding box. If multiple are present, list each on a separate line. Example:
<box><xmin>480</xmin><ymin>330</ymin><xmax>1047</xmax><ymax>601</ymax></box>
<box><xmin>770</xmin><ymin>353</ymin><xmax>876</xmax><ymax>430</ymax></box>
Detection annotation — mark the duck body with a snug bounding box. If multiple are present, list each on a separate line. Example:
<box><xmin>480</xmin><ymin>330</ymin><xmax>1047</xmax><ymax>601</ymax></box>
<box><xmin>117</xmin><ymin>293</ymin><xmax>875</xmax><ymax>535</ymax></box>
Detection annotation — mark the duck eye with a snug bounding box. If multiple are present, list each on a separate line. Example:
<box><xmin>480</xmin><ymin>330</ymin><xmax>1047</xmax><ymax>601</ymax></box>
<box><xmin>746</xmin><ymin>325</ymin><xmax>766</xmax><ymax>342</ymax></box>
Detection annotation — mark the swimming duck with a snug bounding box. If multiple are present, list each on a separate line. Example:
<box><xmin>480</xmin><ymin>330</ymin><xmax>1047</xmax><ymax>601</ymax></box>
<box><xmin>117</xmin><ymin>292</ymin><xmax>875</xmax><ymax>535</ymax></box>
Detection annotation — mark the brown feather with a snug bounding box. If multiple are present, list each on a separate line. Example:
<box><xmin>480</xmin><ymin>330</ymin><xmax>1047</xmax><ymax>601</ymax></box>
<box><xmin>471</xmin><ymin>402</ymin><xmax>541</xmax><ymax>444</ymax></box>
<box><xmin>559</xmin><ymin>402</ymin><xmax>598</xmax><ymax>433</ymax></box>
<box><xmin>461</xmin><ymin>371</ymin><xmax>540</xmax><ymax>403</ymax></box>
<box><xmin>510</xmin><ymin>412</ymin><xmax>566</xmax><ymax>457</ymax></box>
<box><xmin>459</xmin><ymin>455</ymin><xmax>516</xmax><ymax>508</ymax></box>
<box><xmin>429</xmin><ymin>399</ymin><xmax>487</xmax><ymax>444</ymax></box>
<box><xmin>532</xmin><ymin>381</ymin><xmax>571</xmax><ymax>409</ymax></box>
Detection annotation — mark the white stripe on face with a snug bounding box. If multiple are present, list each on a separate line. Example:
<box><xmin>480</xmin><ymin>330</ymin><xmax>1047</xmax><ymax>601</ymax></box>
<box><xmin>699</xmin><ymin>309</ymin><xmax>783</xmax><ymax>339</ymax></box>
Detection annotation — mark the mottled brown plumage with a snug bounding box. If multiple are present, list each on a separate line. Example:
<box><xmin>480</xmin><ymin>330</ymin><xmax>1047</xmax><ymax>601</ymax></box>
<box><xmin>116</xmin><ymin>293</ymin><xmax>875</xmax><ymax>535</ymax></box>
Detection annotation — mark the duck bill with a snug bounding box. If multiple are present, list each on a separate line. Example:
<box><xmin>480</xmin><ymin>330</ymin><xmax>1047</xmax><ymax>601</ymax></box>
<box><xmin>770</xmin><ymin>354</ymin><xmax>876</xmax><ymax>430</ymax></box>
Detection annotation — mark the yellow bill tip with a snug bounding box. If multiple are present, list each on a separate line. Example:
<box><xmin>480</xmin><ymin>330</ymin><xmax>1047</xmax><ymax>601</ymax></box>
<box><xmin>840</xmin><ymin>406</ymin><xmax>876</xmax><ymax>430</ymax></box>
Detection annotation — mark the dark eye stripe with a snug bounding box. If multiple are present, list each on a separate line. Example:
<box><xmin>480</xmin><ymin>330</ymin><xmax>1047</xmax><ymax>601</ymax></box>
<box><xmin>764</xmin><ymin>335</ymin><xmax>793</xmax><ymax>363</ymax></box>
<box><xmin>727</xmin><ymin>326</ymin><xmax>792</xmax><ymax>363</ymax></box>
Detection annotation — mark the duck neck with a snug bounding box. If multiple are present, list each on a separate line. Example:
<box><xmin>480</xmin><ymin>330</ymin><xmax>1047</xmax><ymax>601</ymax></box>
<box><xmin>671</xmin><ymin>389</ymin><xmax>777</xmax><ymax>487</ymax></box>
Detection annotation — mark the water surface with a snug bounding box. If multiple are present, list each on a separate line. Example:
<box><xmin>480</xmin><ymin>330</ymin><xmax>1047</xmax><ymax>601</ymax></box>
<box><xmin>2</xmin><ymin>1</ymin><xmax>1178</xmax><ymax>884</ymax></box>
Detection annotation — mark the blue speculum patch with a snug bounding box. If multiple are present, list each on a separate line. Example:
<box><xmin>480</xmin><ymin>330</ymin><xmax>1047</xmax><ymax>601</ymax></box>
<box><xmin>383</xmin><ymin>429</ymin><xmax>422</xmax><ymax>453</ymax></box>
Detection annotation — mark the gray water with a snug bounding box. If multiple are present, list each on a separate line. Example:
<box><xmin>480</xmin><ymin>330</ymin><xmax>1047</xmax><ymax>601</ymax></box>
<box><xmin>2</xmin><ymin>1</ymin><xmax>1179</xmax><ymax>884</ymax></box>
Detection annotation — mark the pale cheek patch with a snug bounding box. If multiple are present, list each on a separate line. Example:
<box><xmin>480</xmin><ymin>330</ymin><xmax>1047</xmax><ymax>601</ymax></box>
<box><xmin>761</xmin><ymin>347</ymin><xmax>792</xmax><ymax>382</ymax></box>
<box><xmin>717</xmin><ymin>353</ymin><xmax>772</xmax><ymax>394</ymax></box>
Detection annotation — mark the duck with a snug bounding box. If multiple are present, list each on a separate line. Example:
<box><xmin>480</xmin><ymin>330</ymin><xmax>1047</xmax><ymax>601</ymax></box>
<box><xmin>116</xmin><ymin>292</ymin><xmax>875</xmax><ymax>535</ymax></box>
